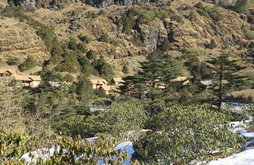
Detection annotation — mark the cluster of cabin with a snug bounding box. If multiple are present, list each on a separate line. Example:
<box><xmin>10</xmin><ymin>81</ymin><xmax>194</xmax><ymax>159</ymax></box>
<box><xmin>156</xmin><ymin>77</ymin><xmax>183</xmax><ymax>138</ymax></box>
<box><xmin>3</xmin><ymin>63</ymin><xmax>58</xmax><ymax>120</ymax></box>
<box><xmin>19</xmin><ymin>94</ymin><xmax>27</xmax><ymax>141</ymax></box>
<box><xmin>89</xmin><ymin>77</ymin><xmax>125</xmax><ymax>95</ymax></box>
<box><xmin>0</xmin><ymin>67</ymin><xmax>41</xmax><ymax>88</ymax></box>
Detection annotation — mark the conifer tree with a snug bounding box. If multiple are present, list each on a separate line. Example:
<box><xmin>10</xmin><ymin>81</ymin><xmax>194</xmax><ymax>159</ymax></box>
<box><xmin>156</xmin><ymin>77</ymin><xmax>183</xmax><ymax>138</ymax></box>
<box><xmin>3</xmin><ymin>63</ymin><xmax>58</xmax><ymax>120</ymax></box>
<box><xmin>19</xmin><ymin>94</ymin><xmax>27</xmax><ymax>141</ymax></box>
<box><xmin>206</xmin><ymin>53</ymin><xmax>248</xmax><ymax>110</ymax></box>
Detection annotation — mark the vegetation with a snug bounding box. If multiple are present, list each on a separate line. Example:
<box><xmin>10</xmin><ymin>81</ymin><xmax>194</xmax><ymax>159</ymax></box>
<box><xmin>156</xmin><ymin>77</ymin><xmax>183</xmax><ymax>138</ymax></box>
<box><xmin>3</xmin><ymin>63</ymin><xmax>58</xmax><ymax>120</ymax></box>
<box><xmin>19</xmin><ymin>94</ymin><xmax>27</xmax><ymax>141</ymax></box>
<box><xmin>92</xmin><ymin>57</ymin><xmax>114</xmax><ymax>82</ymax></box>
<box><xmin>118</xmin><ymin>7</ymin><xmax>171</xmax><ymax>34</ymax></box>
<box><xmin>18</xmin><ymin>56</ymin><xmax>37</xmax><ymax>71</ymax></box>
<box><xmin>196</xmin><ymin>3</ymin><xmax>222</xmax><ymax>21</ymax></box>
<box><xmin>133</xmin><ymin>104</ymin><xmax>243</xmax><ymax>164</ymax></box>
<box><xmin>206</xmin><ymin>53</ymin><xmax>248</xmax><ymax>110</ymax></box>
<box><xmin>1</xmin><ymin>2</ymin><xmax>254</xmax><ymax>164</ymax></box>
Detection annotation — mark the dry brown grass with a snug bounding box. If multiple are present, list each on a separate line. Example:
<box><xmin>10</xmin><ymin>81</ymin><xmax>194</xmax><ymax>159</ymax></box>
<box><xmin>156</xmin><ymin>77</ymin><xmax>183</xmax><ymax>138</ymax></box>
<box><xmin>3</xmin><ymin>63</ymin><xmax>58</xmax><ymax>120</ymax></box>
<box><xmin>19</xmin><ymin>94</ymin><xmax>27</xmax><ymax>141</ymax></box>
<box><xmin>231</xmin><ymin>89</ymin><xmax>254</xmax><ymax>102</ymax></box>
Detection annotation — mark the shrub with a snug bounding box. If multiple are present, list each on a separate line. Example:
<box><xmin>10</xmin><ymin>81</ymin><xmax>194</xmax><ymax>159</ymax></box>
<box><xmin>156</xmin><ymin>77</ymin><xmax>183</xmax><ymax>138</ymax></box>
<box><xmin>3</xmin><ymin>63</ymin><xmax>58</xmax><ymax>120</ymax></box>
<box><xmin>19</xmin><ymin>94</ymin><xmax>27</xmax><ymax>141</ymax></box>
<box><xmin>241</xmin><ymin>24</ymin><xmax>254</xmax><ymax>40</ymax></box>
<box><xmin>55</xmin><ymin>51</ymin><xmax>80</xmax><ymax>73</ymax></box>
<box><xmin>170</xmin><ymin>15</ymin><xmax>184</xmax><ymax>23</ymax></box>
<box><xmin>208</xmin><ymin>39</ymin><xmax>217</xmax><ymax>49</ymax></box>
<box><xmin>233</xmin><ymin>0</ymin><xmax>249</xmax><ymax>13</ymax></box>
<box><xmin>118</xmin><ymin>7</ymin><xmax>171</xmax><ymax>34</ymax></box>
<box><xmin>196</xmin><ymin>3</ymin><xmax>222</xmax><ymax>21</ymax></box>
<box><xmin>86</xmin><ymin>50</ymin><xmax>97</xmax><ymax>60</ymax></box>
<box><xmin>92</xmin><ymin>58</ymin><xmax>114</xmax><ymax>82</ymax></box>
<box><xmin>78</xmin><ymin>56</ymin><xmax>93</xmax><ymax>76</ymax></box>
<box><xmin>245</xmin><ymin>31</ymin><xmax>254</xmax><ymax>40</ymax></box>
<box><xmin>64</xmin><ymin>74</ymin><xmax>74</xmax><ymax>82</ymax></box>
<box><xmin>122</xmin><ymin>65</ymin><xmax>129</xmax><ymax>74</ymax></box>
<box><xmin>78</xmin><ymin>34</ymin><xmax>91</xmax><ymax>43</ymax></box>
<box><xmin>99</xmin><ymin>32</ymin><xmax>110</xmax><ymax>43</ymax></box>
<box><xmin>68</xmin><ymin>38</ymin><xmax>77</xmax><ymax>51</ymax></box>
<box><xmin>6</xmin><ymin>57</ymin><xmax>20</xmax><ymax>65</ymax></box>
<box><xmin>185</xmin><ymin>47</ymin><xmax>208</xmax><ymax>56</ymax></box>
<box><xmin>77</xmin><ymin>43</ymin><xmax>87</xmax><ymax>53</ymax></box>
<box><xmin>18</xmin><ymin>56</ymin><xmax>37</xmax><ymax>71</ymax></box>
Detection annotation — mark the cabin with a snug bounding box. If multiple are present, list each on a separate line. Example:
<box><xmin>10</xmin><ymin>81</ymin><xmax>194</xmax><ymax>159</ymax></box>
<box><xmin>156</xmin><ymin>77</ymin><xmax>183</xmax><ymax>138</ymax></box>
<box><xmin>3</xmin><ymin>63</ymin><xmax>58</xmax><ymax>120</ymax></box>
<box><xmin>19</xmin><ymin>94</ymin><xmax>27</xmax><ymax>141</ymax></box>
<box><xmin>170</xmin><ymin>76</ymin><xmax>190</xmax><ymax>85</ymax></box>
<box><xmin>89</xmin><ymin>78</ymin><xmax>108</xmax><ymax>89</ymax></box>
<box><xmin>0</xmin><ymin>68</ymin><xmax>17</xmax><ymax>85</ymax></box>
<box><xmin>111</xmin><ymin>77</ymin><xmax>125</xmax><ymax>87</ymax></box>
<box><xmin>155</xmin><ymin>82</ymin><xmax>167</xmax><ymax>89</ymax></box>
<box><xmin>14</xmin><ymin>75</ymin><xmax>41</xmax><ymax>88</ymax></box>
<box><xmin>101</xmin><ymin>85</ymin><xmax>112</xmax><ymax>95</ymax></box>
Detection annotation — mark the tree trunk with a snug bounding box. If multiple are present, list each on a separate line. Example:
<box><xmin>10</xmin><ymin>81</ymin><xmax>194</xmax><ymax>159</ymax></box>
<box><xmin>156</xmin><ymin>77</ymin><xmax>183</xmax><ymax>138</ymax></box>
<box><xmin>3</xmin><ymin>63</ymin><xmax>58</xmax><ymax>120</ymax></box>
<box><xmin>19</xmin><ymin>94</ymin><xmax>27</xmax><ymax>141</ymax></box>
<box><xmin>218</xmin><ymin>64</ymin><xmax>223</xmax><ymax>111</ymax></box>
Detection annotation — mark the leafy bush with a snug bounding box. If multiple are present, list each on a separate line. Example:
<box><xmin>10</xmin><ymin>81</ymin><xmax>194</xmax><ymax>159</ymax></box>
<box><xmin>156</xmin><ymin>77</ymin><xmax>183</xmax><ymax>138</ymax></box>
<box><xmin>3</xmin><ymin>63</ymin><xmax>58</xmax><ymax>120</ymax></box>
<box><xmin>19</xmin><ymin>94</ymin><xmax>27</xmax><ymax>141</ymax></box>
<box><xmin>78</xmin><ymin>56</ymin><xmax>93</xmax><ymax>76</ymax></box>
<box><xmin>133</xmin><ymin>104</ymin><xmax>244</xmax><ymax>164</ymax></box>
<box><xmin>196</xmin><ymin>3</ymin><xmax>222</xmax><ymax>21</ymax></box>
<box><xmin>98</xmin><ymin>32</ymin><xmax>110</xmax><ymax>43</ymax></box>
<box><xmin>241</xmin><ymin>24</ymin><xmax>254</xmax><ymax>40</ymax></box>
<box><xmin>77</xmin><ymin>42</ymin><xmax>87</xmax><ymax>53</ymax></box>
<box><xmin>122</xmin><ymin>65</ymin><xmax>129</xmax><ymax>74</ymax></box>
<box><xmin>170</xmin><ymin>14</ymin><xmax>184</xmax><ymax>23</ymax></box>
<box><xmin>18</xmin><ymin>56</ymin><xmax>37</xmax><ymax>71</ymax></box>
<box><xmin>68</xmin><ymin>37</ymin><xmax>77</xmax><ymax>51</ymax></box>
<box><xmin>86</xmin><ymin>50</ymin><xmax>97</xmax><ymax>60</ymax></box>
<box><xmin>233</xmin><ymin>0</ymin><xmax>249</xmax><ymax>13</ymax></box>
<box><xmin>6</xmin><ymin>57</ymin><xmax>20</xmax><ymax>65</ymax></box>
<box><xmin>92</xmin><ymin>58</ymin><xmax>114</xmax><ymax>82</ymax></box>
<box><xmin>55</xmin><ymin>51</ymin><xmax>80</xmax><ymax>73</ymax></box>
<box><xmin>185</xmin><ymin>47</ymin><xmax>208</xmax><ymax>56</ymax></box>
<box><xmin>64</xmin><ymin>74</ymin><xmax>74</xmax><ymax>82</ymax></box>
<box><xmin>78</xmin><ymin>34</ymin><xmax>91</xmax><ymax>43</ymax></box>
<box><xmin>118</xmin><ymin>7</ymin><xmax>171</xmax><ymax>34</ymax></box>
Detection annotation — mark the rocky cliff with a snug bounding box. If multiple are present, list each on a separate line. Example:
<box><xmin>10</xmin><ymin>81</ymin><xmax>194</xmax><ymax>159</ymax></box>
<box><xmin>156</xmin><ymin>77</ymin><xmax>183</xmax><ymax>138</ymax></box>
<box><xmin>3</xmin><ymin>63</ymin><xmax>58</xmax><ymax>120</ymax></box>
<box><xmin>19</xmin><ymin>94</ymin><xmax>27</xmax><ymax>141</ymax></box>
<box><xmin>0</xmin><ymin>17</ymin><xmax>49</xmax><ymax>64</ymax></box>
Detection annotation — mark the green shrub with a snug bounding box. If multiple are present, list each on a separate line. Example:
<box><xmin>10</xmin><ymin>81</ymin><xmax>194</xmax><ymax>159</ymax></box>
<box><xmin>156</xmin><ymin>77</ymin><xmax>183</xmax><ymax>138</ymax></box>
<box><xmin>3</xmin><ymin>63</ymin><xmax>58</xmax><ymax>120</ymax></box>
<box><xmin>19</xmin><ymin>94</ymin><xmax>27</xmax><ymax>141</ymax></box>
<box><xmin>6</xmin><ymin>57</ymin><xmax>20</xmax><ymax>65</ymax></box>
<box><xmin>78</xmin><ymin>34</ymin><xmax>91</xmax><ymax>43</ymax></box>
<box><xmin>241</xmin><ymin>24</ymin><xmax>254</xmax><ymax>40</ymax></box>
<box><xmin>55</xmin><ymin>51</ymin><xmax>80</xmax><ymax>73</ymax></box>
<box><xmin>99</xmin><ymin>32</ymin><xmax>110</xmax><ymax>43</ymax></box>
<box><xmin>18</xmin><ymin>56</ymin><xmax>37</xmax><ymax>71</ymax></box>
<box><xmin>122</xmin><ymin>64</ymin><xmax>129</xmax><ymax>74</ymax></box>
<box><xmin>118</xmin><ymin>7</ymin><xmax>171</xmax><ymax>34</ymax></box>
<box><xmin>196</xmin><ymin>3</ymin><xmax>222</xmax><ymax>21</ymax></box>
<box><xmin>185</xmin><ymin>47</ymin><xmax>208</xmax><ymax>56</ymax></box>
<box><xmin>170</xmin><ymin>14</ymin><xmax>184</xmax><ymax>23</ymax></box>
<box><xmin>208</xmin><ymin>39</ymin><xmax>217</xmax><ymax>49</ymax></box>
<box><xmin>92</xmin><ymin>58</ymin><xmax>114</xmax><ymax>82</ymax></box>
<box><xmin>233</xmin><ymin>0</ymin><xmax>249</xmax><ymax>13</ymax></box>
<box><xmin>64</xmin><ymin>74</ymin><xmax>74</xmax><ymax>82</ymax></box>
<box><xmin>77</xmin><ymin>43</ymin><xmax>87</xmax><ymax>53</ymax></box>
<box><xmin>68</xmin><ymin>38</ymin><xmax>77</xmax><ymax>51</ymax></box>
<box><xmin>86</xmin><ymin>50</ymin><xmax>97</xmax><ymax>60</ymax></box>
<box><xmin>245</xmin><ymin>30</ymin><xmax>254</xmax><ymax>40</ymax></box>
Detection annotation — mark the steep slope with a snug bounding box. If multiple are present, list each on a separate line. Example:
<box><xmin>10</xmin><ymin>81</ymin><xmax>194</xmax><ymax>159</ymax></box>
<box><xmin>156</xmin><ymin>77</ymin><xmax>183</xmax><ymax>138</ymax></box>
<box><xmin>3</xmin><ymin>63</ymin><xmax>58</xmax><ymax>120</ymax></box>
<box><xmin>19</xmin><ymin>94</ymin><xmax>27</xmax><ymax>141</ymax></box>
<box><xmin>0</xmin><ymin>17</ymin><xmax>50</xmax><ymax>64</ymax></box>
<box><xmin>31</xmin><ymin>2</ymin><xmax>253</xmax><ymax>59</ymax></box>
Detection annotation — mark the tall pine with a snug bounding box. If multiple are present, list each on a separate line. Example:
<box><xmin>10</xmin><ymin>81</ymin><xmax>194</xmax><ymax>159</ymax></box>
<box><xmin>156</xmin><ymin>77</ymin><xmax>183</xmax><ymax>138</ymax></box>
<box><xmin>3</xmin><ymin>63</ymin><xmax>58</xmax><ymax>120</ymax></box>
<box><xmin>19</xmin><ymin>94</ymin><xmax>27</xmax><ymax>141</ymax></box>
<box><xmin>207</xmin><ymin>53</ymin><xmax>248</xmax><ymax>110</ymax></box>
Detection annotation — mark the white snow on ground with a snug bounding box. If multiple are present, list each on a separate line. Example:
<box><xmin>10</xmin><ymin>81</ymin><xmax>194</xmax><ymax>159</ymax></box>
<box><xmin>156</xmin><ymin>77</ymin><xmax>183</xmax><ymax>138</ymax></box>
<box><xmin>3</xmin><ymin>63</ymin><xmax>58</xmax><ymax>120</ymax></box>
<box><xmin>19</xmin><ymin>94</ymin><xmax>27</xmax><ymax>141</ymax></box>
<box><xmin>208</xmin><ymin>149</ymin><xmax>254</xmax><ymax>165</ymax></box>
<box><xmin>241</xmin><ymin>132</ymin><xmax>254</xmax><ymax>139</ymax></box>
<box><xmin>20</xmin><ymin>140</ymin><xmax>134</xmax><ymax>165</ymax></box>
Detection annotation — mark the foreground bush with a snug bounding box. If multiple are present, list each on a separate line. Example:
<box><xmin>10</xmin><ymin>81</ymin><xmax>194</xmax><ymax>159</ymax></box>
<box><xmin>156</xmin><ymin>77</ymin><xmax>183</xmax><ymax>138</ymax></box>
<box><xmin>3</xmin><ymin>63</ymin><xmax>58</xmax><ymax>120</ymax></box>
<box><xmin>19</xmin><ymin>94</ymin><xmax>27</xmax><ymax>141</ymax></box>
<box><xmin>133</xmin><ymin>104</ymin><xmax>244</xmax><ymax>164</ymax></box>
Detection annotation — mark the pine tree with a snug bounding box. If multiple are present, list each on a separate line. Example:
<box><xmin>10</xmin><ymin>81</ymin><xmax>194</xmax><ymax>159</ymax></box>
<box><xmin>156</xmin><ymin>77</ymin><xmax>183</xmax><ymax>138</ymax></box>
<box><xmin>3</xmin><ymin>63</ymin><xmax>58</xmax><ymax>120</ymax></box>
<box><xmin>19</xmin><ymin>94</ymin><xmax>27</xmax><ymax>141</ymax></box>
<box><xmin>207</xmin><ymin>53</ymin><xmax>248</xmax><ymax>110</ymax></box>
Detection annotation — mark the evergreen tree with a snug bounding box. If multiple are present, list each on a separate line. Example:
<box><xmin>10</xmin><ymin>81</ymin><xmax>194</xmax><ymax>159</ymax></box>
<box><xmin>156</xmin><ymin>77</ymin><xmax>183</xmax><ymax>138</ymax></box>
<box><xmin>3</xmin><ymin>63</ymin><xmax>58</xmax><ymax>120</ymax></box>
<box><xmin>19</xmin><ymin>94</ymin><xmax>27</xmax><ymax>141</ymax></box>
<box><xmin>122</xmin><ymin>53</ymin><xmax>183</xmax><ymax>101</ymax></box>
<box><xmin>206</xmin><ymin>53</ymin><xmax>248</xmax><ymax>110</ymax></box>
<box><xmin>56</xmin><ymin>51</ymin><xmax>80</xmax><ymax>73</ymax></box>
<box><xmin>92</xmin><ymin>57</ymin><xmax>114</xmax><ymax>82</ymax></box>
<box><xmin>78</xmin><ymin>56</ymin><xmax>93</xmax><ymax>76</ymax></box>
<box><xmin>76</xmin><ymin>74</ymin><xmax>94</xmax><ymax>106</ymax></box>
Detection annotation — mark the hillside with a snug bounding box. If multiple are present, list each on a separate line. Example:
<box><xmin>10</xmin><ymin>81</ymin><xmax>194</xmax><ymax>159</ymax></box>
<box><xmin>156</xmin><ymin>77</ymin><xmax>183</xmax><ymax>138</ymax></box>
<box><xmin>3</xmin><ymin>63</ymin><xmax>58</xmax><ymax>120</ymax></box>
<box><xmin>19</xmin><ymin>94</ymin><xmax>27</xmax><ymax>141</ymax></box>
<box><xmin>0</xmin><ymin>16</ymin><xmax>50</xmax><ymax>64</ymax></box>
<box><xmin>26</xmin><ymin>1</ymin><xmax>254</xmax><ymax>74</ymax></box>
<box><xmin>1</xmin><ymin>1</ymin><xmax>254</xmax><ymax>77</ymax></box>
